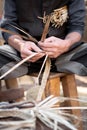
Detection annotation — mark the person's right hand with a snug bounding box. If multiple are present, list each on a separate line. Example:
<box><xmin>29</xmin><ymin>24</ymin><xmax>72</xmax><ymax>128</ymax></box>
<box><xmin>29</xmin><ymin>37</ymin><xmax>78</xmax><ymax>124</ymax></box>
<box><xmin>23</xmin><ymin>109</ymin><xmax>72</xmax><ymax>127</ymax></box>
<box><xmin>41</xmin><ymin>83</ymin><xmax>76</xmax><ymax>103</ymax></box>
<box><xmin>8</xmin><ymin>35</ymin><xmax>45</xmax><ymax>62</ymax></box>
<box><xmin>17</xmin><ymin>39</ymin><xmax>45</xmax><ymax>62</ymax></box>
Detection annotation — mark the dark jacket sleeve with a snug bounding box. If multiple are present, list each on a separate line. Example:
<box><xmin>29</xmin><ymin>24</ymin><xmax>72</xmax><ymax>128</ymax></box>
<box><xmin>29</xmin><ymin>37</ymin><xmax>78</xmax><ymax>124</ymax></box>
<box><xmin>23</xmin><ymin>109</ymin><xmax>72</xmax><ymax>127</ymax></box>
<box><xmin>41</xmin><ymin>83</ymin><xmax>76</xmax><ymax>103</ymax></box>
<box><xmin>0</xmin><ymin>0</ymin><xmax>19</xmax><ymax>42</ymax></box>
<box><xmin>67</xmin><ymin>0</ymin><xmax>86</xmax><ymax>36</ymax></box>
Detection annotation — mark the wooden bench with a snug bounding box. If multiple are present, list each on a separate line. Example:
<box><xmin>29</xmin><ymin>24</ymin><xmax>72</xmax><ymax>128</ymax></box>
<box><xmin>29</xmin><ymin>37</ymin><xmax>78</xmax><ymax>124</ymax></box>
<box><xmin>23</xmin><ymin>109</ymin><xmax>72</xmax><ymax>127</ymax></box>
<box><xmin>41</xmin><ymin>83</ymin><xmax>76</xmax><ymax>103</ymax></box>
<box><xmin>40</xmin><ymin>73</ymin><xmax>83</xmax><ymax>130</ymax></box>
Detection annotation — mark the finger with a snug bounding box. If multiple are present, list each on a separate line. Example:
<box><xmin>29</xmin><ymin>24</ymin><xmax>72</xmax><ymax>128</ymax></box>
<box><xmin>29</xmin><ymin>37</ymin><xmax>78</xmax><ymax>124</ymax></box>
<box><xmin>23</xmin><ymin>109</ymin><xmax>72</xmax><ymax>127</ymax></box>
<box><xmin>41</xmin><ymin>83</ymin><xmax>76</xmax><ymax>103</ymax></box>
<box><xmin>44</xmin><ymin>36</ymin><xmax>56</xmax><ymax>42</ymax></box>
<box><xmin>45</xmin><ymin>51</ymin><xmax>61</xmax><ymax>58</ymax></box>
<box><xmin>28</xmin><ymin>53</ymin><xmax>45</xmax><ymax>62</ymax></box>
<box><xmin>31</xmin><ymin>43</ymin><xmax>43</xmax><ymax>52</ymax></box>
<box><xmin>21</xmin><ymin>50</ymin><xmax>33</xmax><ymax>58</ymax></box>
<box><xmin>39</xmin><ymin>40</ymin><xmax>55</xmax><ymax>48</ymax></box>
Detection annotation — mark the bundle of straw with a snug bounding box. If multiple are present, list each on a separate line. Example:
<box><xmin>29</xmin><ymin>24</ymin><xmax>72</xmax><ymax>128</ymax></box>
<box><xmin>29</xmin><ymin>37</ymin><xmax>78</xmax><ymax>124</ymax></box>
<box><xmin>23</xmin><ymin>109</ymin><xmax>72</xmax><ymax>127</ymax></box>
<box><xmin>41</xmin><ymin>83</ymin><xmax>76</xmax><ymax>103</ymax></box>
<box><xmin>0</xmin><ymin>95</ymin><xmax>87</xmax><ymax>130</ymax></box>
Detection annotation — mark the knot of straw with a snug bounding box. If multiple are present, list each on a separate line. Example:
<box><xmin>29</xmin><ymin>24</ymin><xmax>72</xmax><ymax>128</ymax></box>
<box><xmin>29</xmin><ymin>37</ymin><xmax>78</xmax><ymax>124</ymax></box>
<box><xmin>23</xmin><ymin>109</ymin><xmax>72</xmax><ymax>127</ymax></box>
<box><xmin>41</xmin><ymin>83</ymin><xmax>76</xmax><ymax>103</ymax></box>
<box><xmin>38</xmin><ymin>6</ymin><xmax>68</xmax><ymax>28</ymax></box>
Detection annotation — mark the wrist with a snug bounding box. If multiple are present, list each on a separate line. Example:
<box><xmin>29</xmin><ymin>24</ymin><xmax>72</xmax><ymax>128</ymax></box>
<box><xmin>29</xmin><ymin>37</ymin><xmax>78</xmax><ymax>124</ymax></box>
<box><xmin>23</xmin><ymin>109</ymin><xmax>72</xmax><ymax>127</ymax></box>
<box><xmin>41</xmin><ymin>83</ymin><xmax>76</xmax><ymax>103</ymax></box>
<box><xmin>64</xmin><ymin>39</ymin><xmax>72</xmax><ymax>50</ymax></box>
<box><xmin>8</xmin><ymin>35</ymin><xmax>25</xmax><ymax>51</ymax></box>
<box><xmin>14</xmin><ymin>38</ymin><xmax>25</xmax><ymax>52</ymax></box>
<box><xmin>8</xmin><ymin>35</ymin><xmax>22</xmax><ymax>44</ymax></box>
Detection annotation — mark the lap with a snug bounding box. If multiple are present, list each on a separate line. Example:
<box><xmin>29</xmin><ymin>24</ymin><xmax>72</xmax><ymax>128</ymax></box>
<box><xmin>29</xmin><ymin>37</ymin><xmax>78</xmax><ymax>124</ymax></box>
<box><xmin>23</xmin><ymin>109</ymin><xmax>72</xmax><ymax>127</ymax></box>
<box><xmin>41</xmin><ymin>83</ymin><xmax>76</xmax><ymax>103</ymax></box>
<box><xmin>55</xmin><ymin>42</ymin><xmax>87</xmax><ymax>76</ymax></box>
<box><xmin>0</xmin><ymin>42</ymin><xmax>87</xmax><ymax>78</ymax></box>
<box><xmin>0</xmin><ymin>44</ymin><xmax>21</xmax><ymax>62</ymax></box>
<box><xmin>0</xmin><ymin>44</ymin><xmax>28</xmax><ymax>79</ymax></box>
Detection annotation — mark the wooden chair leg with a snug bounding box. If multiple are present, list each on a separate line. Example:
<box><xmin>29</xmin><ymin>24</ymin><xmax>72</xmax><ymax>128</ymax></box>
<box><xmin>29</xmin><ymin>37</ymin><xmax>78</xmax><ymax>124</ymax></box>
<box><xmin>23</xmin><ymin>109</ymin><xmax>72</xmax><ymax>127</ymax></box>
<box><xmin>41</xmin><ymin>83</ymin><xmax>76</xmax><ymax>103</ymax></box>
<box><xmin>5</xmin><ymin>78</ymin><xmax>19</xmax><ymax>89</ymax></box>
<box><xmin>61</xmin><ymin>74</ymin><xmax>83</xmax><ymax>130</ymax></box>
<box><xmin>42</xmin><ymin>75</ymin><xmax>60</xmax><ymax>99</ymax></box>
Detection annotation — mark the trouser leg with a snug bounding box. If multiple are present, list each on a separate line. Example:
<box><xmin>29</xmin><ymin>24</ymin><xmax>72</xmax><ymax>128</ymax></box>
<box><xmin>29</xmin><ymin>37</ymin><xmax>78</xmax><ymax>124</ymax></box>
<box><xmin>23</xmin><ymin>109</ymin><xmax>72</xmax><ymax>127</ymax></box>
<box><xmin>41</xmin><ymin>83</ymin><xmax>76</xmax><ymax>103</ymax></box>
<box><xmin>55</xmin><ymin>43</ymin><xmax>87</xmax><ymax>76</ymax></box>
<box><xmin>72</xmin><ymin>54</ymin><xmax>87</xmax><ymax>67</ymax></box>
<box><xmin>0</xmin><ymin>51</ymin><xmax>28</xmax><ymax>79</ymax></box>
<box><xmin>0</xmin><ymin>54</ymin><xmax>14</xmax><ymax>68</ymax></box>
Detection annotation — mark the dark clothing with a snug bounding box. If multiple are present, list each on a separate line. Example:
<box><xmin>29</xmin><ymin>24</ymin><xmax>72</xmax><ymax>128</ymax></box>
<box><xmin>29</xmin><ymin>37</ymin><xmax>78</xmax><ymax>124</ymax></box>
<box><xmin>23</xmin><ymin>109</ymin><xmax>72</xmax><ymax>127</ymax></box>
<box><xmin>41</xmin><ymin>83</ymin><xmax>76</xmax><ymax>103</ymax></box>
<box><xmin>1</xmin><ymin>0</ymin><xmax>85</xmax><ymax>42</ymax></box>
<box><xmin>0</xmin><ymin>0</ymin><xmax>87</xmax><ymax>79</ymax></box>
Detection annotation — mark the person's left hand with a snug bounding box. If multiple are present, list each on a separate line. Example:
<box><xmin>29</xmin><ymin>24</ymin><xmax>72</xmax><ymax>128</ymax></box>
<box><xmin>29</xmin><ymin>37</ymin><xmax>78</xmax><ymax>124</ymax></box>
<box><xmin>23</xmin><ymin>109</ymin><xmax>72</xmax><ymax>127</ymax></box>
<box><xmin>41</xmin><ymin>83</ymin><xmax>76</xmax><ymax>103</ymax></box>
<box><xmin>38</xmin><ymin>36</ymin><xmax>71</xmax><ymax>58</ymax></box>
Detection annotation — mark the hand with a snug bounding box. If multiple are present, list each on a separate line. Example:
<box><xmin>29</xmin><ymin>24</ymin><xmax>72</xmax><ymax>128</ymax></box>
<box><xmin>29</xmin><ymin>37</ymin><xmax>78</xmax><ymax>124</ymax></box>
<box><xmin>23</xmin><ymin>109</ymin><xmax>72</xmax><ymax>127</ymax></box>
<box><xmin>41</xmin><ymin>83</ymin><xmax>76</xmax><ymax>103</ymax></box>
<box><xmin>15</xmin><ymin>39</ymin><xmax>45</xmax><ymax>62</ymax></box>
<box><xmin>38</xmin><ymin>36</ymin><xmax>70</xmax><ymax>58</ymax></box>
